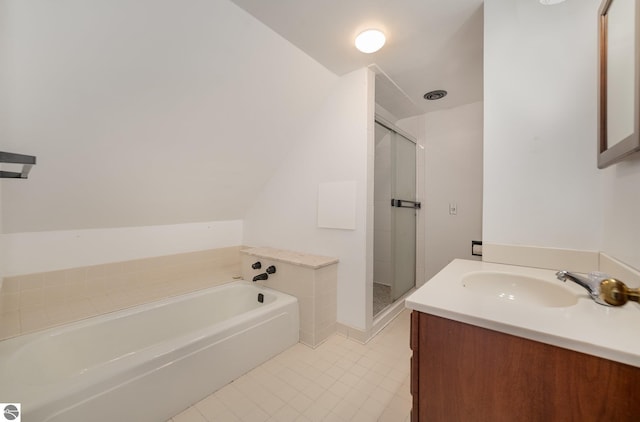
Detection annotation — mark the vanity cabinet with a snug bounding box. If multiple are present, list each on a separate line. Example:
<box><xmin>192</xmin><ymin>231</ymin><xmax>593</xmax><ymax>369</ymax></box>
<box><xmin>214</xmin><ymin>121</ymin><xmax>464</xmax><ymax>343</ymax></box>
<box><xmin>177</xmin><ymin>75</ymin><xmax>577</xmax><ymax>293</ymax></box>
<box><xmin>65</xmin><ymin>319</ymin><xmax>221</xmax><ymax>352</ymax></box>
<box><xmin>410</xmin><ymin>311</ymin><xmax>640</xmax><ymax>421</ymax></box>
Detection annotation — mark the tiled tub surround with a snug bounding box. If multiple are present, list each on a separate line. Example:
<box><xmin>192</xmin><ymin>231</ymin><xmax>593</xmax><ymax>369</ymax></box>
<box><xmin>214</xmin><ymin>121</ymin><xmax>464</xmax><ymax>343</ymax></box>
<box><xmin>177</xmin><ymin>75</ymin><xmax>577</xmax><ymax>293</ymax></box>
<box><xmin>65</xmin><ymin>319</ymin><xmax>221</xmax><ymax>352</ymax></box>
<box><xmin>0</xmin><ymin>246</ymin><xmax>242</xmax><ymax>340</ymax></box>
<box><xmin>241</xmin><ymin>247</ymin><xmax>338</xmax><ymax>348</ymax></box>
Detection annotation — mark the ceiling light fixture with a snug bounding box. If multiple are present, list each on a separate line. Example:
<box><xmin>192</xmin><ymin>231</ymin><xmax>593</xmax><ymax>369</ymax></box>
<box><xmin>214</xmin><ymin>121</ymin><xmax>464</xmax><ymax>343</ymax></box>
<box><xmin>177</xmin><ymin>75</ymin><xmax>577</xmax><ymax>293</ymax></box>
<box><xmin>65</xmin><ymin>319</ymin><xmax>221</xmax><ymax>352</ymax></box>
<box><xmin>355</xmin><ymin>29</ymin><xmax>386</xmax><ymax>54</ymax></box>
<box><xmin>539</xmin><ymin>0</ymin><xmax>566</xmax><ymax>5</ymax></box>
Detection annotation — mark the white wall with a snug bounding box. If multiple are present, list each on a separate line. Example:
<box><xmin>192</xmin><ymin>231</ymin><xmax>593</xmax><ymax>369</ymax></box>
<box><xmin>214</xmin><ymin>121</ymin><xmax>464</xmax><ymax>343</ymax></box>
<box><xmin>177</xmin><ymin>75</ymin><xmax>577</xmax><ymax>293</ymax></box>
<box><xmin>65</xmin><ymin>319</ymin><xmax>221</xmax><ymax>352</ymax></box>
<box><xmin>1</xmin><ymin>0</ymin><xmax>336</xmax><ymax>233</ymax></box>
<box><xmin>484</xmin><ymin>0</ymin><xmax>603</xmax><ymax>251</ymax></box>
<box><xmin>396</xmin><ymin>102</ymin><xmax>483</xmax><ymax>285</ymax></box>
<box><xmin>422</xmin><ymin>101</ymin><xmax>483</xmax><ymax>281</ymax></box>
<box><xmin>0</xmin><ymin>220</ymin><xmax>242</xmax><ymax>276</ymax></box>
<box><xmin>601</xmin><ymin>158</ymin><xmax>640</xmax><ymax>270</ymax></box>
<box><xmin>1</xmin><ymin>0</ymin><xmax>342</xmax><ymax>275</ymax></box>
<box><xmin>243</xmin><ymin>68</ymin><xmax>372</xmax><ymax>331</ymax></box>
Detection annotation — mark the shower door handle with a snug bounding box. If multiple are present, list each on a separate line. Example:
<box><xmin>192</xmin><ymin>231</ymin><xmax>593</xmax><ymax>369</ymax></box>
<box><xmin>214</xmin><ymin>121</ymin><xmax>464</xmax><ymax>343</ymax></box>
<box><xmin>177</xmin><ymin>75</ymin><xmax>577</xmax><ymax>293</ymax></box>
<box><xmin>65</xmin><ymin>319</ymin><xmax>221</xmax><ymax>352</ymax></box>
<box><xmin>391</xmin><ymin>199</ymin><xmax>421</xmax><ymax>209</ymax></box>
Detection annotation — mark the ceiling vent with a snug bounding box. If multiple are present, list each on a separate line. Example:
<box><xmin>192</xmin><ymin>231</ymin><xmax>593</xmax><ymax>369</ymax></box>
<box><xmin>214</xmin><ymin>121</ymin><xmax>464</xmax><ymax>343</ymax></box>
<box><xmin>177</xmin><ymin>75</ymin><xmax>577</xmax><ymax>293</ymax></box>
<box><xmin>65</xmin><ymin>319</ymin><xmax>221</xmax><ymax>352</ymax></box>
<box><xmin>423</xmin><ymin>90</ymin><xmax>447</xmax><ymax>101</ymax></box>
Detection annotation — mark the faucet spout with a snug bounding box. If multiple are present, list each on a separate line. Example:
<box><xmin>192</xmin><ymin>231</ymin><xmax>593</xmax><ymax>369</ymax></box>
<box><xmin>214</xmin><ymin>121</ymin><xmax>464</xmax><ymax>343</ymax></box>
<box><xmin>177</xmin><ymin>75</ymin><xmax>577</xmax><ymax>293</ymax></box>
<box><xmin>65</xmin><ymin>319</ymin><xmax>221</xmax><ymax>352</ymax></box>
<box><xmin>252</xmin><ymin>273</ymin><xmax>268</xmax><ymax>282</ymax></box>
<box><xmin>556</xmin><ymin>270</ymin><xmax>611</xmax><ymax>306</ymax></box>
<box><xmin>555</xmin><ymin>271</ymin><xmax>595</xmax><ymax>295</ymax></box>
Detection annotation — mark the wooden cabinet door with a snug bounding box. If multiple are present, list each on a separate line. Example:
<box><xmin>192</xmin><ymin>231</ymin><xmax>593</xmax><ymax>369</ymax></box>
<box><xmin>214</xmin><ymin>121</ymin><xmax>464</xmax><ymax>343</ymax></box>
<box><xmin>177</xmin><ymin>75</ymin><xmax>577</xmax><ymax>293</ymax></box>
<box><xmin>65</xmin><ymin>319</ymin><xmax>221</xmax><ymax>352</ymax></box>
<box><xmin>410</xmin><ymin>311</ymin><xmax>640</xmax><ymax>422</ymax></box>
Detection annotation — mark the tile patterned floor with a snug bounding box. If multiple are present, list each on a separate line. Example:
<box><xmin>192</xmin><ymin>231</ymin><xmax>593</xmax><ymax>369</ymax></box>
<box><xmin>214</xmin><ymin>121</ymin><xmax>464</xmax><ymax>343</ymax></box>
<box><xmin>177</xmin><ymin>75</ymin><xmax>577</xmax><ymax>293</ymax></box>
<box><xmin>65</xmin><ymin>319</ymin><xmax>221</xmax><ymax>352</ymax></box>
<box><xmin>169</xmin><ymin>310</ymin><xmax>412</xmax><ymax>422</ymax></box>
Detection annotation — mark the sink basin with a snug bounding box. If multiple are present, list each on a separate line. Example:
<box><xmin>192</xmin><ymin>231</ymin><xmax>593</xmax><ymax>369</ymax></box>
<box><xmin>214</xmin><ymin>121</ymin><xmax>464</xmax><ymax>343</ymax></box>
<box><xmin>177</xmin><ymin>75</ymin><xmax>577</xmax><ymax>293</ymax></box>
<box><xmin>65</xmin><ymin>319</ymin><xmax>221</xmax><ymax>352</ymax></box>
<box><xmin>462</xmin><ymin>271</ymin><xmax>578</xmax><ymax>307</ymax></box>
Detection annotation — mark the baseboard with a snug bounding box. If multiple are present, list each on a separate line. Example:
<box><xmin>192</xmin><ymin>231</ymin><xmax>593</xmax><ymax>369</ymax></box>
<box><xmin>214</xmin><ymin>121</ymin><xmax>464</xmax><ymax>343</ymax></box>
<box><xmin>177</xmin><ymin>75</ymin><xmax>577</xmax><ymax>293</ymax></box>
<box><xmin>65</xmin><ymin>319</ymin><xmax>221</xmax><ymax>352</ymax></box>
<box><xmin>337</xmin><ymin>287</ymin><xmax>414</xmax><ymax>344</ymax></box>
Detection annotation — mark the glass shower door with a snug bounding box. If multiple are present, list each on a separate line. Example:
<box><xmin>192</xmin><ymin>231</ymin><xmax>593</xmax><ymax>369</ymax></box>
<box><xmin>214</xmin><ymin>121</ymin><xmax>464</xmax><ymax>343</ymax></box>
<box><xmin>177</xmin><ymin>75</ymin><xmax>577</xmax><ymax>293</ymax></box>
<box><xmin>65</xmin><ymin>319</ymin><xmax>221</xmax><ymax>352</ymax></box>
<box><xmin>390</xmin><ymin>132</ymin><xmax>417</xmax><ymax>301</ymax></box>
<box><xmin>373</xmin><ymin>120</ymin><xmax>417</xmax><ymax>316</ymax></box>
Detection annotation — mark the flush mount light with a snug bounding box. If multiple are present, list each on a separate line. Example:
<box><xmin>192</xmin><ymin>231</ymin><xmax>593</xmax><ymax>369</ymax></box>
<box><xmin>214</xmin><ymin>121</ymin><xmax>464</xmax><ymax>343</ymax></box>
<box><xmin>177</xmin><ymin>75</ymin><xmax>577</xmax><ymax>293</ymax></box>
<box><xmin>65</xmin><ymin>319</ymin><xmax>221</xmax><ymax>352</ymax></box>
<box><xmin>355</xmin><ymin>29</ymin><xmax>386</xmax><ymax>54</ymax></box>
<box><xmin>539</xmin><ymin>0</ymin><xmax>566</xmax><ymax>4</ymax></box>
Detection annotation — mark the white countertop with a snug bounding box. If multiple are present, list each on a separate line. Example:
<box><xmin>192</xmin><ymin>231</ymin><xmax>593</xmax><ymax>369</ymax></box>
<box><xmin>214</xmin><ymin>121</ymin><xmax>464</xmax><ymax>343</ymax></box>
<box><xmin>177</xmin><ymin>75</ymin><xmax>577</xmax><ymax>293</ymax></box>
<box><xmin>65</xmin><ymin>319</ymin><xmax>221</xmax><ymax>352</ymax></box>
<box><xmin>405</xmin><ymin>259</ymin><xmax>640</xmax><ymax>368</ymax></box>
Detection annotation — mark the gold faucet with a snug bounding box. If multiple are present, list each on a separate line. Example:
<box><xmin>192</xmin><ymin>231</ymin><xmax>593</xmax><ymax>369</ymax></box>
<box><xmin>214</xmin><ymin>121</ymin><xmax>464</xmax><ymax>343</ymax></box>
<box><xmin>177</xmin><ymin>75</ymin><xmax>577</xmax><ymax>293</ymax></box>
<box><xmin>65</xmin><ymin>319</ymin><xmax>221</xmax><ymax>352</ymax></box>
<box><xmin>599</xmin><ymin>278</ymin><xmax>640</xmax><ymax>306</ymax></box>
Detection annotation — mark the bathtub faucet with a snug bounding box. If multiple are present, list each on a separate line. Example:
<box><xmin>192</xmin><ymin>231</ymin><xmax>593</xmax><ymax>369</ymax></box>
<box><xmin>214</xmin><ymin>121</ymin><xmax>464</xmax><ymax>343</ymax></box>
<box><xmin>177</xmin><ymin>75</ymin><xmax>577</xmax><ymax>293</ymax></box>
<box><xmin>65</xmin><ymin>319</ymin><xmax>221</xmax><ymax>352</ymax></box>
<box><xmin>252</xmin><ymin>273</ymin><xmax>268</xmax><ymax>282</ymax></box>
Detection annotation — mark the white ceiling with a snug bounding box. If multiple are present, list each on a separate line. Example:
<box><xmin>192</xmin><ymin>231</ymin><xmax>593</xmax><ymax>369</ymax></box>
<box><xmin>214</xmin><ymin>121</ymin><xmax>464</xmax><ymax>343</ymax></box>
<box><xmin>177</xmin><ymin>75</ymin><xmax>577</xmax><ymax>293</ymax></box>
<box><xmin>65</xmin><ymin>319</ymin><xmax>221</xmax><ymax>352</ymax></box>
<box><xmin>229</xmin><ymin>0</ymin><xmax>484</xmax><ymax>117</ymax></box>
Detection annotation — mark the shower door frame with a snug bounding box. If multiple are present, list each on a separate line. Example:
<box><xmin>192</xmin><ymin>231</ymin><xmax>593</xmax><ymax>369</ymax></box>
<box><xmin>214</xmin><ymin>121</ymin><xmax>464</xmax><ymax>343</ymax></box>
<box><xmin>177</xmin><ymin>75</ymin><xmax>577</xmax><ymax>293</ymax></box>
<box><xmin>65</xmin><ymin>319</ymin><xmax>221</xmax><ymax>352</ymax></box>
<box><xmin>373</xmin><ymin>116</ymin><xmax>418</xmax><ymax>314</ymax></box>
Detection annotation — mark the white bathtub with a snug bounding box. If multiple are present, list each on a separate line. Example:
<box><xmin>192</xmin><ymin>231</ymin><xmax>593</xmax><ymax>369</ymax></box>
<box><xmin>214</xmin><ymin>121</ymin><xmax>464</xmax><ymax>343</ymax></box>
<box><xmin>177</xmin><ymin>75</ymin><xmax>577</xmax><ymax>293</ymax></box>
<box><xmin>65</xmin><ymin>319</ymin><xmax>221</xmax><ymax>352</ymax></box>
<box><xmin>0</xmin><ymin>281</ymin><xmax>299</xmax><ymax>422</ymax></box>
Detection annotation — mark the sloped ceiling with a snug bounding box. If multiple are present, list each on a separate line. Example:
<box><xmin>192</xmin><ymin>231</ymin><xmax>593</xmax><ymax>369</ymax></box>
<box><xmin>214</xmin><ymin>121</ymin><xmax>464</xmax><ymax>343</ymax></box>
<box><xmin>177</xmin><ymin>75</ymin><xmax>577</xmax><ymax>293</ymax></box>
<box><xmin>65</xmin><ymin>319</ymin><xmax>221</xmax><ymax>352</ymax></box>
<box><xmin>229</xmin><ymin>0</ymin><xmax>484</xmax><ymax>116</ymax></box>
<box><xmin>0</xmin><ymin>0</ymin><xmax>337</xmax><ymax>232</ymax></box>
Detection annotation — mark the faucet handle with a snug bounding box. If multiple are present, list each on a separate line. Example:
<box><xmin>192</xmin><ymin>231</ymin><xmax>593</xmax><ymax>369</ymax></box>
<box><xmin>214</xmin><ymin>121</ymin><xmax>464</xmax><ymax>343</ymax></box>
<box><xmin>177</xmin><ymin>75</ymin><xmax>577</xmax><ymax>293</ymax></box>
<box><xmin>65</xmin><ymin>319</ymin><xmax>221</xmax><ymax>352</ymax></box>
<box><xmin>599</xmin><ymin>278</ymin><xmax>640</xmax><ymax>306</ymax></box>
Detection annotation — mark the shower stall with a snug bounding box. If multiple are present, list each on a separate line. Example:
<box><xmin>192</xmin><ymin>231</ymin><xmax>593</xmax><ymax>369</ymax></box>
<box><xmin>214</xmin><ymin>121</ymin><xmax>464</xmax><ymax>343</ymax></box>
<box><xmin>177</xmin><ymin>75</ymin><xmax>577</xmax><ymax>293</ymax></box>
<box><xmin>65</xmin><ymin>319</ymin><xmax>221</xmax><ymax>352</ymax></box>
<box><xmin>373</xmin><ymin>119</ymin><xmax>418</xmax><ymax>317</ymax></box>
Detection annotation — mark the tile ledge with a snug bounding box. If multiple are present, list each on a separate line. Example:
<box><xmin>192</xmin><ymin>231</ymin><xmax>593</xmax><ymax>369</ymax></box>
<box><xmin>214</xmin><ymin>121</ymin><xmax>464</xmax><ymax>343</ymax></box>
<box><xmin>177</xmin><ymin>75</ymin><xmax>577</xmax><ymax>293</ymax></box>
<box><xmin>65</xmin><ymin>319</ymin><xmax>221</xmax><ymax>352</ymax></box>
<box><xmin>241</xmin><ymin>247</ymin><xmax>339</xmax><ymax>269</ymax></box>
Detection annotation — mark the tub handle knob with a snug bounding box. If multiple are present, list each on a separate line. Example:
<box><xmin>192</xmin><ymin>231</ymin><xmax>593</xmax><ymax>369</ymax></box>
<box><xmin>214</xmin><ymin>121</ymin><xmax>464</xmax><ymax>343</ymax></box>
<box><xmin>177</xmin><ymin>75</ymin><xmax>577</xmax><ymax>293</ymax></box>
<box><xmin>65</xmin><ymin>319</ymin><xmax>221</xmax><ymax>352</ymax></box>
<box><xmin>251</xmin><ymin>261</ymin><xmax>262</xmax><ymax>270</ymax></box>
<box><xmin>266</xmin><ymin>265</ymin><xmax>276</xmax><ymax>275</ymax></box>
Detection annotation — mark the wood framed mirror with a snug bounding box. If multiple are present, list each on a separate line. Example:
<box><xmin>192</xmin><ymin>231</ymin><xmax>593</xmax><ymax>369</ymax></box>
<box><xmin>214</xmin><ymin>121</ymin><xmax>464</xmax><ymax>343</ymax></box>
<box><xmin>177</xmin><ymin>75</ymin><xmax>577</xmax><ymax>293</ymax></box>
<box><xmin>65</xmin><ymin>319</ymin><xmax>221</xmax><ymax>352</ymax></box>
<box><xmin>598</xmin><ymin>0</ymin><xmax>640</xmax><ymax>168</ymax></box>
